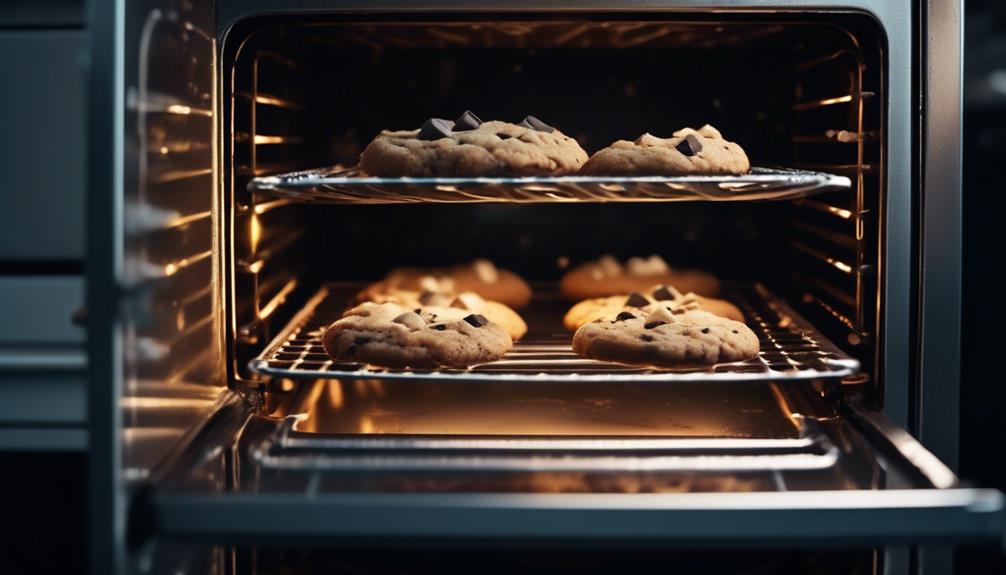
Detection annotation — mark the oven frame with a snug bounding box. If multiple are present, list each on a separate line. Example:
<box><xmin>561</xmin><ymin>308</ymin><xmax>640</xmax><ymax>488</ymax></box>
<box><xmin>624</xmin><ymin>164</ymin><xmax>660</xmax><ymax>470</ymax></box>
<box><xmin>86</xmin><ymin>1</ymin><xmax>968</xmax><ymax>574</ymax></box>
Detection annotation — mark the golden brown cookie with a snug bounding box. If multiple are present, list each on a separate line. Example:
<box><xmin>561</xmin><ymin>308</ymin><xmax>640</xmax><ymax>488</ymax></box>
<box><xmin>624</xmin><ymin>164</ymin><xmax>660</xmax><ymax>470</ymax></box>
<box><xmin>359</xmin><ymin>112</ymin><xmax>588</xmax><ymax>177</ymax></box>
<box><xmin>581</xmin><ymin>124</ymin><xmax>749</xmax><ymax>176</ymax></box>
<box><xmin>572</xmin><ymin>306</ymin><xmax>759</xmax><ymax>368</ymax></box>
<box><xmin>563</xmin><ymin>284</ymin><xmax>743</xmax><ymax>331</ymax></box>
<box><xmin>360</xmin><ymin>259</ymin><xmax>533</xmax><ymax>310</ymax></box>
<box><xmin>559</xmin><ymin>255</ymin><xmax>720</xmax><ymax>300</ymax></box>
<box><xmin>322</xmin><ymin>301</ymin><xmax>512</xmax><ymax>369</ymax></box>
<box><xmin>360</xmin><ymin>289</ymin><xmax>527</xmax><ymax>341</ymax></box>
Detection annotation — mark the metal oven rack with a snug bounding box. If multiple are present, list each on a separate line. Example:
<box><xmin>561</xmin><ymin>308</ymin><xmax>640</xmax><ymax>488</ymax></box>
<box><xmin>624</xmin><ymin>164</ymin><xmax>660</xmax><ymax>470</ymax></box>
<box><xmin>250</xmin><ymin>282</ymin><xmax>860</xmax><ymax>383</ymax></box>
<box><xmin>249</xmin><ymin>166</ymin><xmax>850</xmax><ymax>205</ymax></box>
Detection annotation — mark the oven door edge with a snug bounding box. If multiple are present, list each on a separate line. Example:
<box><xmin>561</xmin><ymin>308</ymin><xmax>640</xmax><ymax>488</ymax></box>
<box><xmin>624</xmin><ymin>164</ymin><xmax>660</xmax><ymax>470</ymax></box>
<box><xmin>145</xmin><ymin>400</ymin><xmax>1005</xmax><ymax>547</ymax></box>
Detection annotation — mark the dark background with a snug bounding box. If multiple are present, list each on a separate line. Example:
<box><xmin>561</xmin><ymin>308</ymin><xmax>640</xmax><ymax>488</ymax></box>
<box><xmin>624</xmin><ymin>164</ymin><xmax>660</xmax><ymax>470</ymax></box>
<box><xmin>957</xmin><ymin>0</ymin><xmax>1006</xmax><ymax>572</ymax></box>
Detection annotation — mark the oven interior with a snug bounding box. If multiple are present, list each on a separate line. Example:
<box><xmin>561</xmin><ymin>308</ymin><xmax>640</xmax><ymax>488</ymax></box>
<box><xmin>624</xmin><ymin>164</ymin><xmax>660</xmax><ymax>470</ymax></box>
<box><xmin>207</xmin><ymin>14</ymin><xmax>889</xmax><ymax>494</ymax></box>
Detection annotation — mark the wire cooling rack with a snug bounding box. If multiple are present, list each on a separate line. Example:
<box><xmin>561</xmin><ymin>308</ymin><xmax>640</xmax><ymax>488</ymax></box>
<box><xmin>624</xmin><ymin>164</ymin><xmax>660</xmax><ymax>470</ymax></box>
<box><xmin>248</xmin><ymin>166</ymin><xmax>851</xmax><ymax>205</ymax></box>
<box><xmin>249</xmin><ymin>282</ymin><xmax>860</xmax><ymax>383</ymax></box>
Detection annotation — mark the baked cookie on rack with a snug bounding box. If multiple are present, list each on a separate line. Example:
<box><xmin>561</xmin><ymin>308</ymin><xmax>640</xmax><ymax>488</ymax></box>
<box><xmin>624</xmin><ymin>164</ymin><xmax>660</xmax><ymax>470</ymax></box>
<box><xmin>322</xmin><ymin>301</ymin><xmax>512</xmax><ymax>369</ymax></box>
<box><xmin>359</xmin><ymin>111</ymin><xmax>588</xmax><ymax>177</ymax></box>
<box><xmin>580</xmin><ymin>124</ymin><xmax>749</xmax><ymax>176</ymax></box>
<box><xmin>563</xmin><ymin>284</ymin><xmax>743</xmax><ymax>331</ymax></box>
<box><xmin>571</xmin><ymin>305</ymin><xmax>759</xmax><ymax>368</ymax></box>
<box><xmin>559</xmin><ymin>254</ymin><xmax>720</xmax><ymax>300</ymax></box>
<box><xmin>360</xmin><ymin>259</ymin><xmax>533</xmax><ymax>310</ymax></box>
<box><xmin>360</xmin><ymin>289</ymin><xmax>527</xmax><ymax>341</ymax></box>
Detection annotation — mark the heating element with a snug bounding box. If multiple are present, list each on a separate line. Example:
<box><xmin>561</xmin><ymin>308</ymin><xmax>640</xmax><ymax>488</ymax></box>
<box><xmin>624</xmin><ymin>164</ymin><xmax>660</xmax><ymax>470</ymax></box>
<box><xmin>250</xmin><ymin>282</ymin><xmax>860</xmax><ymax>382</ymax></box>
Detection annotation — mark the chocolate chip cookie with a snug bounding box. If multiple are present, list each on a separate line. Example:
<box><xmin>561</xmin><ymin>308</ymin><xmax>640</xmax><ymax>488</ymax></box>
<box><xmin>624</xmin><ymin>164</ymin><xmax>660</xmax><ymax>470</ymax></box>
<box><xmin>571</xmin><ymin>305</ymin><xmax>759</xmax><ymax>368</ymax></box>
<box><xmin>559</xmin><ymin>255</ymin><xmax>720</xmax><ymax>301</ymax></box>
<box><xmin>359</xmin><ymin>111</ymin><xmax>588</xmax><ymax>177</ymax></box>
<box><xmin>581</xmin><ymin>124</ymin><xmax>749</xmax><ymax>176</ymax></box>
<box><xmin>322</xmin><ymin>301</ymin><xmax>513</xmax><ymax>369</ymax></box>
<box><xmin>361</xmin><ymin>289</ymin><xmax>527</xmax><ymax>341</ymax></box>
<box><xmin>360</xmin><ymin>259</ymin><xmax>533</xmax><ymax>309</ymax></box>
<box><xmin>563</xmin><ymin>284</ymin><xmax>743</xmax><ymax>332</ymax></box>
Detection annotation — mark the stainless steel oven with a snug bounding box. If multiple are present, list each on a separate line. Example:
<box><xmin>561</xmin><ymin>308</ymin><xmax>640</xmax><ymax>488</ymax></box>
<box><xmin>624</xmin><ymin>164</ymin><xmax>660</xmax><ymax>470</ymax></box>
<box><xmin>85</xmin><ymin>1</ymin><xmax>1005</xmax><ymax>574</ymax></box>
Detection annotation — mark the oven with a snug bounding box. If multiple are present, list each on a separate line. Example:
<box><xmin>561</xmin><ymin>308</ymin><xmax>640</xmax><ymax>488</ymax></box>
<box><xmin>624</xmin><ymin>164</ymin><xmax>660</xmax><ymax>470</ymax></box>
<box><xmin>85</xmin><ymin>1</ymin><xmax>1005</xmax><ymax>574</ymax></box>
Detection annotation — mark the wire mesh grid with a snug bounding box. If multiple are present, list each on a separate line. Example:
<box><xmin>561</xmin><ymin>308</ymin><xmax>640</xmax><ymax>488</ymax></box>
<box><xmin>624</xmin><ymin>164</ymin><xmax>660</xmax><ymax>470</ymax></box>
<box><xmin>248</xmin><ymin>166</ymin><xmax>851</xmax><ymax>205</ymax></box>
<box><xmin>250</xmin><ymin>282</ymin><xmax>860</xmax><ymax>383</ymax></box>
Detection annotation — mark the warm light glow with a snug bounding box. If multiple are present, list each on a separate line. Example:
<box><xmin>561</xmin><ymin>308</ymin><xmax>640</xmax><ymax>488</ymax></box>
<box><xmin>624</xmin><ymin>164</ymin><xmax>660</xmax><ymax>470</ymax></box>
<box><xmin>359</xmin><ymin>415</ymin><xmax>374</xmax><ymax>433</ymax></box>
<box><xmin>831</xmin><ymin>259</ymin><xmax>854</xmax><ymax>274</ymax></box>
<box><xmin>367</xmin><ymin>379</ymin><xmax>386</xmax><ymax>397</ymax></box>
<box><xmin>327</xmin><ymin>381</ymin><xmax>344</xmax><ymax>408</ymax></box>
<box><xmin>253</xmin><ymin>134</ymin><xmax>295</xmax><ymax>145</ymax></box>
<box><xmin>162</xmin><ymin>250</ymin><xmax>211</xmax><ymax>277</ymax></box>
<box><xmin>120</xmin><ymin>397</ymin><xmax>215</xmax><ymax>409</ymax></box>
<box><xmin>253</xmin><ymin>199</ymin><xmax>293</xmax><ymax>214</ymax></box>
<box><xmin>792</xmin><ymin>94</ymin><xmax>854</xmax><ymax>111</ymax></box>
<box><xmin>250</xmin><ymin>213</ymin><xmax>261</xmax><ymax>253</ymax></box>
<box><xmin>817</xmin><ymin>95</ymin><xmax>853</xmax><ymax>106</ymax></box>
<box><xmin>254</xmin><ymin>93</ymin><xmax>303</xmax><ymax>110</ymax></box>
<box><xmin>828</xmin><ymin>206</ymin><xmax>854</xmax><ymax>219</ymax></box>
<box><xmin>166</xmin><ymin>104</ymin><xmax>193</xmax><ymax>115</ymax></box>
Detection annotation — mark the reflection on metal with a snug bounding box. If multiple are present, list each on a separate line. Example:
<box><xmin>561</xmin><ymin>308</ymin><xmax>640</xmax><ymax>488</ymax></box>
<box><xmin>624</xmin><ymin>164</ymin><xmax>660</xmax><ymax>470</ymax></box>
<box><xmin>791</xmin><ymin>93</ymin><xmax>854</xmax><ymax>111</ymax></box>
<box><xmin>115</xmin><ymin>4</ymin><xmax>226</xmax><ymax>550</ymax></box>
<box><xmin>793</xmin><ymin>199</ymin><xmax>855</xmax><ymax>220</ymax></box>
<box><xmin>791</xmin><ymin>39</ymin><xmax>878</xmax><ymax>349</ymax></box>
<box><xmin>249</xmin><ymin>379</ymin><xmax>841</xmax><ymax>472</ymax></box>
<box><xmin>285</xmin><ymin>379</ymin><xmax>803</xmax><ymax>438</ymax></box>
<box><xmin>251</xmin><ymin>283</ymin><xmax>860</xmax><ymax>383</ymax></box>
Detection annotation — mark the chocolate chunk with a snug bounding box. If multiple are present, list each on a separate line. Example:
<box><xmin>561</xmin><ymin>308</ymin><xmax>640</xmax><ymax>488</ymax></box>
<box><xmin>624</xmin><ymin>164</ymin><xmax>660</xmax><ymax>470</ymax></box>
<box><xmin>701</xmin><ymin>327</ymin><xmax>711</xmax><ymax>334</ymax></box>
<box><xmin>613</xmin><ymin>311</ymin><xmax>636</xmax><ymax>322</ymax></box>
<box><xmin>640</xmin><ymin>334</ymin><xmax>654</xmax><ymax>342</ymax></box>
<box><xmin>645</xmin><ymin>321</ymin><xmax>668</xmax><ymax>329</ymax></box>
<box><xmin>497</xmin><ymin>133</ymin><xmax>513</xmax><ymax>140</ymax></box>
<box><xmin>432</xmin><ymin>324</ymin><xmax>447</xmax><ymax>331</ymax></box>
<box><xmin>353</xmin><ymin>336</ymin><xmax>370</xmax><ymax>345</ymax></box>
<box><xmin>652</xmin><ymin>285</ymin><xmax>677</xmax><ymax>301</ymax></box>
<box><xmin>418</xmin><ymin>118</ymin><xmax>454</xmax><ymax>140</ymax></box>
<box><xmin>676</xmin><ymin>133</ymin><xmax>703</xmax><ymax>156</ymax></box>
<box><xmin>732</xmin><ymin>329</ymin><xmax>739</xmax><ymax>334</ymax></box>
<box><xmin>517</xmin><ymin>115</ymin><xmax>555</xmax><ymax>133</ymax></box>
<box><xmin>414</xmin><ymin>309</ymin><xmax>422</xmax><ymax>314</ymax></box>
<box><xmin>671</xmin><ymin>308</ymin><xmax>686</xmax><ymax>315</ymax></box>
<box><xmin>625</xmin><ymin>292</ymin><xmax>650</xmax><ymax>308</ymax></box>
<box><xmin>463</xmin><ymin>314</ymin><xmax>490</xmax><ymax>327</ymax></box>
<box><xmin>453</xmin><ymin>110</ymin><xmax>483</xmax><ymax>131</ymax></box>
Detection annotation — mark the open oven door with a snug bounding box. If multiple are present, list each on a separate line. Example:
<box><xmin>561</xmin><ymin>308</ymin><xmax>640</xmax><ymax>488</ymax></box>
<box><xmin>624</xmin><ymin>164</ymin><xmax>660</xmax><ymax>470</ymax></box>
<box><xmin>145</xmin><ymin>375</ymin><xmax>1005</xmax><ymax>549</ymax></box>
<box><xmin>87</xmin><ymin>0</ymin><xmax>232</xmax><ymax>573</ymax></box>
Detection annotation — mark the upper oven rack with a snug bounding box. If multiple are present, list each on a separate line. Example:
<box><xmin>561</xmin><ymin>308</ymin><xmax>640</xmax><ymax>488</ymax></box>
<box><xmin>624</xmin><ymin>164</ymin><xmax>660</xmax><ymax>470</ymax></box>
<box><xmin>249</xmin><ymin>282</ymin><xmax>860</xmax><ymax>383</ymax></box>
<box><xmin>248</xmin><ymin>166</ymin><xmax>850</xmax><ymax>205</ymax></box>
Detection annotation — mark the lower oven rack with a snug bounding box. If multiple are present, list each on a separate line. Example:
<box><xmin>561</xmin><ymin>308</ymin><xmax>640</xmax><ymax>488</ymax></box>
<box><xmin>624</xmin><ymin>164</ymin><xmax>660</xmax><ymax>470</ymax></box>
<box><xmin>249</xmin><ymin>282</ymin><xmax>860</xmax><ymax>383</ymax></box>
<box><xmin>246</xmin><ymin>414</ymin><xmax>839</xmax><ymax>474</ymax></box>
